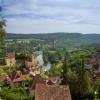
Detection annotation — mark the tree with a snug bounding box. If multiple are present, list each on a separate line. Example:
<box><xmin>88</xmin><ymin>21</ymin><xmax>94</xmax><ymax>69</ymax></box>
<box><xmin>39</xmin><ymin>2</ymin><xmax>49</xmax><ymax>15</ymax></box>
<box><xmin>0</xmin><ymin>87</ymin><xmax>34</xmax><ymax>100</ymax></box>
<box><xmin>76</xmin><ymin>59</ymin><xmax>94</xmax><ymax>100</ymax></box>
<box><xmin>61</xmin><ymin>51</ymin><xmax>70</xmax><ymax>85</ymax></box>
<box><xmin>0</xmin><ymin>3</ymin><xmax>6</xmax><ymax>57</ymax></box>
<box><xmin>95</xmin><ymin>79</ymin><xmax>100</xmax><ymax>99</ymax></box>
<box><xmin>61</xmin><ymin>52</ymin><xmax>94</xmax><ymax>100</ymax></box>
<box><xmin>0</xmin><ymin>5</ymin><xmax>6</xmax><ymax>41</ymax></box>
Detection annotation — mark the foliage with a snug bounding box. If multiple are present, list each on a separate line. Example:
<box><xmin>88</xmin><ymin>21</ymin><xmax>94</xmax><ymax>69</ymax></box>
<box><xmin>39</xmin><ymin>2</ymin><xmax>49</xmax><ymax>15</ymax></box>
<box><xmin>61</xmin><ymin>52</ymin><xmax>70</xmax><ymax>85</ymax></box>
<box><xmin>0</xmin><ymin>30</ymin><xmax>100</xmax><ymax>100</ymax></box>
<box><xmin>0</xmin><ymin>87</ymin><xmax>34</xmax><ymax>100</ymax></box>
<box><xmin>95</xmin><ymin>79</ymin><xmax>100</xmax><ymax>99</ymax></box>
<box><xmin>25</xmin><ymin>76</ymin><xmax>33</xmax><ymax>83</ymax></box>
<box><xmin>47</xmin><ymin>63</ymin><xmax>62</xmax><ymax>76</ymax></box>
<box><xmin>0</xmin><ymin>7</ymin><xmax>6</xmax><ymax>41</ymax></box>
<box><xmin>6</xmin><ymin>33</ymin><xmax>100</xmax><ymax>49</ymax></box>
<box><xmin>60</xmin><ymin>52</ymin><xmax>95</xmax><ymax>100</ymax></box>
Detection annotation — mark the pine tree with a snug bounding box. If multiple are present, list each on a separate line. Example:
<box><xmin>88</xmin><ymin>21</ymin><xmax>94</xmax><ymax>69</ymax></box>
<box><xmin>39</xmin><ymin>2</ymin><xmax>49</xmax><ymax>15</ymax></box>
<box><xmin>61</xmin><ymin>51</ymin><xmax>70</xmax><ymax>85</ymax></box>
<box><xmin>77</xmin><ymin>59</ymin><xmax>94</xmax><ymax>99</ymax></box>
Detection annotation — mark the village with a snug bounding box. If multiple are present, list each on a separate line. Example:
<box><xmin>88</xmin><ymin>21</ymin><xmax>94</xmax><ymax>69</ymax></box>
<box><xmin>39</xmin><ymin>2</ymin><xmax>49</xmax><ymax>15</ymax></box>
<box><xmin>0</xmin><ymin>52</ymin><xmax>72</xmax><ymax>100</ymax></box>
<box><xmin>0</xmin><ymin>51</ymin><xmax>100</xmax><ymax>100</ymax></box>
<box><xmin>1</xmin><ymin>0</ymin><xmax>100</xmax><ymax>99</ymax></box>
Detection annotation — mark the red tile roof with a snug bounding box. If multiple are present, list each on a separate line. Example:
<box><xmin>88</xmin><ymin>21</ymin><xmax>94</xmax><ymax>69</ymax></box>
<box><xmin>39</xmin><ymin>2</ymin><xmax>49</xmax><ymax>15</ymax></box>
<box><xmin>13</xmin><ymin>74</ymin><xmax>30</xmax><ymax>82</ymax></box>
<box><xmin>35</xmin><ymin>84</ymin><xmax>72</xmax><ymax>100</ymax></box>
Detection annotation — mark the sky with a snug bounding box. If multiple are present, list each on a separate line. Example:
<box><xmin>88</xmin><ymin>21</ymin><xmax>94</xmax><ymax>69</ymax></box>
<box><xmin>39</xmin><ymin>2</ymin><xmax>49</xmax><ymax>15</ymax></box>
<box><xmin>0</xmin><ymin>0</ymin><xmax>100</xmax><ymax>34</ymax></box>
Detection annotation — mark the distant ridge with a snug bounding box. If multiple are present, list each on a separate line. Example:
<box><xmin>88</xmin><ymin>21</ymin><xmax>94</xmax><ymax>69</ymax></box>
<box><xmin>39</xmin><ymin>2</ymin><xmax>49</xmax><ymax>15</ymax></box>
<box><xmin>6</xmin><ymin>33</ymin><xmax>100</xmax><ymax>48</ymax></box>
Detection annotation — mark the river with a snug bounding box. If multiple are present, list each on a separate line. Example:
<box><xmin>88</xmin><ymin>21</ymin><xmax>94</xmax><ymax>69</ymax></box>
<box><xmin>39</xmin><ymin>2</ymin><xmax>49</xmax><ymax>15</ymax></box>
<box><xmin>35</xmin><ymin>51</ymin><xmax>51</xmax><ymax>71</ymax></box>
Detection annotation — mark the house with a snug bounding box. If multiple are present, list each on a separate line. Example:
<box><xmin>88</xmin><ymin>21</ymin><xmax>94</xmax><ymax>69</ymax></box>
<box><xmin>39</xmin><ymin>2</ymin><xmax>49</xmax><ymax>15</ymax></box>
<box><xmin>35</xmin><ymin>84</ymin><xmax>72</xmax><ymax>100</ymax></box>
<box><xmin>25</xmin><ymin>55</ymin><xmax>41</xmax><ymax>75</ymax></box>
<box><xmin>0</xmin><ymin>73</ymin><xmax>14</xmax><ymax>87</ymax></box>
<box><xmin>13</xmin><ymin>74</ymin><xmax>29</xmax><ymax>86</ymax></box>
<box><xmin>0</xmin><ymin>71</ymin><xmax>31</xmax><ymax>87</ymax></box>
<box><xmin>25</xmin><ymin>55</ymin><xmax>37</xmax><ymax>68</ymax></box>
<box><xmin>30</xmin><ymin>64</ymin><xmax>41</xmax><ymax>75</ymax></box>
<box><xmin>46</xmin><ymin>76</ymin><xmax>61</xmax><ymax>85</ymax></box>
<box><xmin>5</xmin><ymin>53</ymin><xmax>16</xmax><ymax>66</ymax></box>
<box><xmin>12</xmin><ymin>71</ymin><xmax>30</xmax><ymax>86</ymax></box>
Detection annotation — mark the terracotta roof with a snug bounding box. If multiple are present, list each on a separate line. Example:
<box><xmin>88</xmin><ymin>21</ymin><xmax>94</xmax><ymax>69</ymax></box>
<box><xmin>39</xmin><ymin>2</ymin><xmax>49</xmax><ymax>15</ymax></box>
<box><xmin>48</xmin><ymin>76</ymin><xmax>61</xmax><ymax>85</ymax></box>
<box><xmin>13</xmin><ymin>74</ymin><xmax>30</xmax><ymax>83</ymax></box>
<box><xmin>46</xmin><ymin>80</ymin><xmax>55</xmax><ymax>85</ymax></box>
<box><xmin>35</xmin><ymin>84</ymin><xmax>72</xmax><ymax>100</ymax></box>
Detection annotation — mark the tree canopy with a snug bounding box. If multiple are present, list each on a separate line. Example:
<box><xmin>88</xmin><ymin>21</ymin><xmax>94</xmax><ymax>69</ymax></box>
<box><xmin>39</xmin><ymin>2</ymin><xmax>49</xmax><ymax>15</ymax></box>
<box><xmin>0</xmin><ymin>5</ymin><xmax>6</xmax><ymax>41</ymax></box>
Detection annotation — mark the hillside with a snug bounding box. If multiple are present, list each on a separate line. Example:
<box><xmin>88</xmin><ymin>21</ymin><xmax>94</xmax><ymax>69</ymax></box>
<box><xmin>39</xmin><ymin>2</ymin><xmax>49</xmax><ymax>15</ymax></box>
<box><xmin>6</xmin><ymin>33</ymin><xmax>100</xmax><ymax>48</ymax></box>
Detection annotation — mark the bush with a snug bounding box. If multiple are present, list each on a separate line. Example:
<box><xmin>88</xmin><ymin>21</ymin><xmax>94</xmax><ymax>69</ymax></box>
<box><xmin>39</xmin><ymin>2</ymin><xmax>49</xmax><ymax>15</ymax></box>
<box><xmin>0</xmin><ymin>87</ymin><xmax>34</xmax><ymax>100</ymax></box>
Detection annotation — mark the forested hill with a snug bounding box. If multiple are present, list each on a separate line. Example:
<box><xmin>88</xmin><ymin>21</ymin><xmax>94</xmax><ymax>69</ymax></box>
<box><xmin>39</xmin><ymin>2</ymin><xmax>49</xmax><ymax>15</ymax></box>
<box><xmin>6</xmin><ymin>33</ymin><xmax>100</xmax><ymax>48</ymax></box>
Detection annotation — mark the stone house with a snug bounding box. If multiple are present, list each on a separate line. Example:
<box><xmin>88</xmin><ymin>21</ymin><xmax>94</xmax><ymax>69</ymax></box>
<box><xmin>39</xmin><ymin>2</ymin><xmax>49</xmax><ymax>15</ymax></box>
<box><xmin>0</xmin><ymin>73</ymin><xmax>14</xmax><ymax>87</ymax></box>
<box><xmin>4</xmin><ymin>53</ymin><xmax>41</xmax><ymax>76</ymax></box>
<box><xmin>25</xmin><ymin>55</ymin><xmax>41</xmax><ymax>75</ymax></box>
<box><xmin>12</xmin><ymin>71</ymin><xmax>30</xmax><ymax>86</ymax></box>
<box><xmin>5</xmin><ymin>53</ymin><xmax>16</xmax><ymax>66</ymax></box>
<box><xmin>25</xmin><ymin>55</ymin><xmax>37</xmax><ymax>68</ymax></box>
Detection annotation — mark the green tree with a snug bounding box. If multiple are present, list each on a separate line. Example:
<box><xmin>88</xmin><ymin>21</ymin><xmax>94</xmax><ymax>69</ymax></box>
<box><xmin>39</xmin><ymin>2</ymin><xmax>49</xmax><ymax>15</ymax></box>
<box><xmin>0</xmin><ymin>6</ymin><xmax>6</xmax><ymax>41</ymax></box>
<box><xmin>61</xmin><ymin>52</ymin><xmax>94</xmax><ymax>100</ymax></box>
<box><xmin>0</xmin><ymin>87</ymin><xmax>34</xmax><ymax>100</ymax></box>
<box><xmin>0</xmin><ymin>5</ymin><xmax>6</xmax><ymax>57</ymax></box>
<box><xmin>61</xmin><ymin>51</ymin><xmax>70</xmax><ymax>85</ymax></box>
<box><xmin>76</xmin><ymin>59</ymin><xmax>94</xmax><ymax>100</ymax></box>
<box><xmin>95</xmin><ymin>79</ymin><xmax>100</xmax><ymax>99</ymax></box>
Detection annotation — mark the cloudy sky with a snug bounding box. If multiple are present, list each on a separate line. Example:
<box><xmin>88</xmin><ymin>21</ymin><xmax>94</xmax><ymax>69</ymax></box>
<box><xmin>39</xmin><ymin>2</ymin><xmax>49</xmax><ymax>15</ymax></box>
<box><xmin>1</xmin><ymin>0</ymin><xmax>100</xmax><ymax>34</ymax></box>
